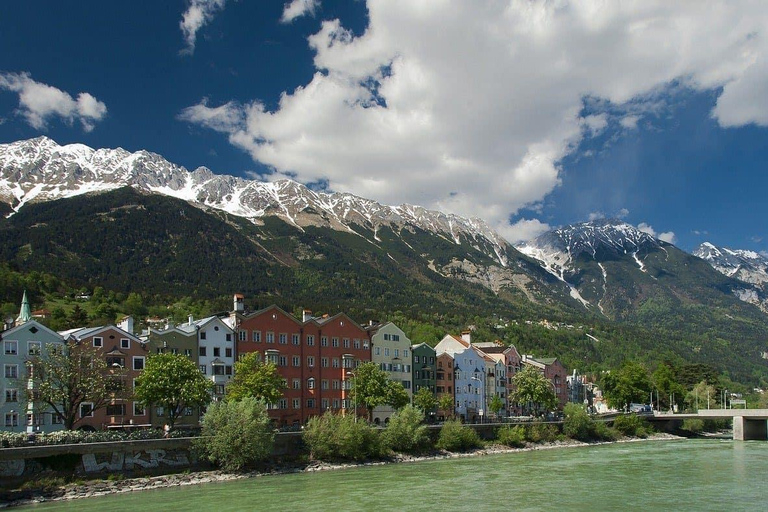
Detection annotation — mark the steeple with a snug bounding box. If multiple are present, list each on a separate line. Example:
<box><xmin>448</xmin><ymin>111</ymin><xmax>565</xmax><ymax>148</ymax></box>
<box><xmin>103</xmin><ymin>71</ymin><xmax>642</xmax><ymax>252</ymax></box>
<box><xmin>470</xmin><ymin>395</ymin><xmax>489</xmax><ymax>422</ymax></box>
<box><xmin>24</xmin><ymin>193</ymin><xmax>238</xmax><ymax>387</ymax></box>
<box><xmin>16</xmin><ymin>290</ymin><xmax>31</xmax><ymax>326</ymax></box>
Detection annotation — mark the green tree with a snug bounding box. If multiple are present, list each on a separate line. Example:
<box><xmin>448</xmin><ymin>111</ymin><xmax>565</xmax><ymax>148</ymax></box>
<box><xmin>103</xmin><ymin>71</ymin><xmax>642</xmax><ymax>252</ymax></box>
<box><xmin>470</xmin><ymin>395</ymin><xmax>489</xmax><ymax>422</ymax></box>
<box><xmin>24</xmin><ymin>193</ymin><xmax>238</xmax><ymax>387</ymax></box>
<box><xmin>381</xmin><ymin>405</ymin><xmax>431</xmax><ymax>453</ymax></box>
<box><xmin>226</xmin><ymin>352</ymin><xmax>286</xmax><ymax>404</ymax></box>
<box><xmin>68</xmin><ymin>304</ymin><xmax>88</xmax><ymax>328</ymax></box>
<box><xmin>685</xmin><ymin>380</ymin><xmax>717</xmax><ymax>412</ymax></box>
<box><xmin>134</xmin><ymin>353</ymin><xmax>213</xmax><ymax>429</ymax></box>
<box><xmin>350</xmin><ymin>362</ymin><xmax>410</xmax><ymax>421</ymax></box>
<box><xmin>653</xmin><ymin>362</ymin><xmax>686</xmax><ymax>411</ymax></box>
<box><xmin>510</xmin><ymin>365</ymin><xmax>556</xmax><ymax>415</ymax></box>
<box><xmin>488</xmin><ymin>394</ymin><xmax>505</xmax><ymax>419</ymax></box>
<box><xmin>27</xmin><ymin>342</ymin><xmax>129</xmax><ymax>430</ymax></box>
<box><xmin>438</xmin><ymin>393</ymin><xmax>455</xmax><ymax>418</ymax></box>
<box><xmin>601</xmin><ymin>360</ymin><xmax>652</xmax><ymax>411</ymax></box>
<box><xmin>196</xmin><ymin>398</ymin><xmax>275</xmax><ymax>471</ymax></box>
<box><xmin>413</xmin><ymin>387</ymin><xmax>438</xmax><ymax>412</ymax></box>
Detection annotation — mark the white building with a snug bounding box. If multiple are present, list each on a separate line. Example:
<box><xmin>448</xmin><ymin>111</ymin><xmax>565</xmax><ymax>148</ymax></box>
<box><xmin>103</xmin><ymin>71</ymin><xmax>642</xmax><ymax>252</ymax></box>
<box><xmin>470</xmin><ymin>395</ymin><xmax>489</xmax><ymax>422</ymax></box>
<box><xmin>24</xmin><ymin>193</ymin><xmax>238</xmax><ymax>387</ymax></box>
<box><xmin>179</xmin><ymin>315</ymin><xmax>235</xmax><ymax>401</ymax></box>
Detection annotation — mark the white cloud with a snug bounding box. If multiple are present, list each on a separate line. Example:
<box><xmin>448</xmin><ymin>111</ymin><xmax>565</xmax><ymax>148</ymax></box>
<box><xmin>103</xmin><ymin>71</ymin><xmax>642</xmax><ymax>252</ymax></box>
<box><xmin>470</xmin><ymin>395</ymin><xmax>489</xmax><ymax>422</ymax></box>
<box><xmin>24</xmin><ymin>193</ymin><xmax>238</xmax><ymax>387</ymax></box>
<box><xmin>501</xmin><ymin>218</ymin><xmax>551</xmax><ymax>244</ymax></box>
<box><xmin>588</xmin><ymin>211</ymin><xmax>606</xmax><ymax>221</ymax></box>
<box><xmin>0</xmin><ymin>72</ymin><xmax>107</xmax><ymax>131</ymax></box>
<box><xmin>281</xmin><ymin>0</ymin><xmax>320</xmax><ymax>23</ymax></box>
<box><xmin>638</xmin><ymin>222</ymin><xmax>676</xmax><ymax>244</ymax></box>
<box><xmin>582</xmin><ymin>114</ymin><xmax>608</xmax><ymax>136</ymax></box>
<box><xmin>180</xmin><ymin>0</ymin><xmax>228</xmax><ymax>55</ymax></box>
<box><xmin>181</xmin><ymin>1</ymin><xmax>768</xmax><ymax>242</ymax></box>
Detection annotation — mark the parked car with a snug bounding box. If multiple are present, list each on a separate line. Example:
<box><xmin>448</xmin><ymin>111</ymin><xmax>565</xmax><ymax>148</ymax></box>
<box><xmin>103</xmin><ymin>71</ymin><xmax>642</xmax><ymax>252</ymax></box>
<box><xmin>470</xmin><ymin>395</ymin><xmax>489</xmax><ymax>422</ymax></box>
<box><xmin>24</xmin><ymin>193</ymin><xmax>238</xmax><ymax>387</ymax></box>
<box><xmin>629</xmin><ymin>403</ymin><xmax>652</xmax><ymax>414</ymax></box>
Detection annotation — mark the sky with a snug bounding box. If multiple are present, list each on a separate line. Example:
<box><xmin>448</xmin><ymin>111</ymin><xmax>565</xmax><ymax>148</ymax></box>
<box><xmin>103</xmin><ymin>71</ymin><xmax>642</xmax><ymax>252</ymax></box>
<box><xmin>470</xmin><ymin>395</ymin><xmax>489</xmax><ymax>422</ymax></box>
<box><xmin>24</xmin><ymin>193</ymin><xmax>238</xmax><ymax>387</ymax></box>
<box><xmin>1</xmin><ymin>1</ymin><xmax>767</xmax><ymax>255</ymax></box>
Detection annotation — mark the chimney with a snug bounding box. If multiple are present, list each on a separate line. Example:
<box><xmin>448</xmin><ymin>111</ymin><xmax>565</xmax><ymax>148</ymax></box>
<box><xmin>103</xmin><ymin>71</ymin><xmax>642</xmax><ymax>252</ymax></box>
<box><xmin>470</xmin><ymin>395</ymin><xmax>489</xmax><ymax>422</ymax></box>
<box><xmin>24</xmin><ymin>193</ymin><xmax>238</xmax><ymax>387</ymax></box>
<box><xmin>233</xmin><ymin>293</ymin><xmax>244</xmax><ymax>313</ymax></box>
<box><xmin>118</xmin><ymin>316</ymin><xmax>135</xmax><ymax>334</ymax></box>
<box><xmin>302</xmin><ymin>309</ymin><xmax>312</xmax><ymax>322</ymax></box>
<box><xmin>188</xmin><ymin>314</ymin><xmax>194</xmax><ymax>326</ymax></box>
<box><xmin>461</xmin><ymin>330</ymin><xmax>471</xmax><ymax>344</ymax></box>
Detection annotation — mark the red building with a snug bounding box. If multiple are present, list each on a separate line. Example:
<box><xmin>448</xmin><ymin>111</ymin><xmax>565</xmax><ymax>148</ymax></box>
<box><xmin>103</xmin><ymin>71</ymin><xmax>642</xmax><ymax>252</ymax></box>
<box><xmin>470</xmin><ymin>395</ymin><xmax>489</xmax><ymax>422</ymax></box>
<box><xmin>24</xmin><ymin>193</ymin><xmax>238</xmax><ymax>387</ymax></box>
<box><xmin>232</xmin><ymin>303</ymin><xmax>371</xmax><ymax>426</ymax></box>
<box><xmin>435</xmin><ymin>352</ymin><xmax>455</xmax><ymax>421</ymax></box>
<box><xmin>60</xmin><ymin>323</ymin><xmax>148</xmax><ymax>430</ymax></box>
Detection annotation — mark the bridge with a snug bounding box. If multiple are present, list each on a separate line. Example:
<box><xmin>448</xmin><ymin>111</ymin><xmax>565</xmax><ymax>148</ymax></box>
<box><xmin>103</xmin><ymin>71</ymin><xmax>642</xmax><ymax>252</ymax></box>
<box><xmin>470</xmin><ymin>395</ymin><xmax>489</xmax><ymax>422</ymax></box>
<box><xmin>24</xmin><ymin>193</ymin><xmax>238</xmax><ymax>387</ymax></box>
<box><xmin>651</xmin><ymin>409</ymin><xmax>768</xmax><ymax>441</ymax></box>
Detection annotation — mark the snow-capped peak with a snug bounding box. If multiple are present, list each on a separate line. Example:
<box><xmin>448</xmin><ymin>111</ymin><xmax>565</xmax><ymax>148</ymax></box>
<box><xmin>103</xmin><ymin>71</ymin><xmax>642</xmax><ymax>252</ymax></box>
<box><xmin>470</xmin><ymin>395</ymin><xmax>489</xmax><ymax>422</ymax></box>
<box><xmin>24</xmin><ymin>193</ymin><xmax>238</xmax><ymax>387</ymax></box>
<box><xmin>694</xmin><ymin>242</ymin><xmax>768</xmax><ymax>286</ymax></box>
<box><xmin>0</xmin><ymin>137</ymin><xmax>511</xmax><ymax>266</ymax></box>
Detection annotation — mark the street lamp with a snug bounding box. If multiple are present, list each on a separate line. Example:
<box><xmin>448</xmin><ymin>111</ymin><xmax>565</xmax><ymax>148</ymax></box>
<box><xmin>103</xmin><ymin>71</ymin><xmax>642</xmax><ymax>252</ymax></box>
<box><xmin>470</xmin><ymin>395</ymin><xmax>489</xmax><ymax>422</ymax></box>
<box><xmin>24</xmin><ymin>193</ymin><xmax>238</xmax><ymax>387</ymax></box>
<box><xmin>470</xmin><ymin>375</ymin><xmax>485</xmax><ymax>424</ymax></box>
<box><xmin>346</xmin><ymin>370</ymin><xmax>357</xmax><ymax>422</ymax></box>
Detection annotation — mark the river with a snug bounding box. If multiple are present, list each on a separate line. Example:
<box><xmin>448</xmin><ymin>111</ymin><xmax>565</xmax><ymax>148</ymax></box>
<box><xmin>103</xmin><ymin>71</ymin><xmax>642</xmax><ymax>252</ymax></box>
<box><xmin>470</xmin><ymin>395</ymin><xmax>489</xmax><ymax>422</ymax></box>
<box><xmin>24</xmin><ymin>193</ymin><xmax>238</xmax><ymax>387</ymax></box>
<box><xmin>16</xmin><ymin>439</ymin><xmax>768</xmax><ymax>511</ymax></box>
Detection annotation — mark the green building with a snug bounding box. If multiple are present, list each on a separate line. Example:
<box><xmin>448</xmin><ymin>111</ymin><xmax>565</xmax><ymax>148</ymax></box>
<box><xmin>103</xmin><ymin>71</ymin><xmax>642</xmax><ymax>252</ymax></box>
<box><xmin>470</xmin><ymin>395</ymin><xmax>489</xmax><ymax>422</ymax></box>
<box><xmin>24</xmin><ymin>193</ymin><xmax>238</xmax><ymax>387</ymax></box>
<box><xmin>412</xmin><ymin>342</ymin><xmax>437</xmax><ymax>419</ymax></box>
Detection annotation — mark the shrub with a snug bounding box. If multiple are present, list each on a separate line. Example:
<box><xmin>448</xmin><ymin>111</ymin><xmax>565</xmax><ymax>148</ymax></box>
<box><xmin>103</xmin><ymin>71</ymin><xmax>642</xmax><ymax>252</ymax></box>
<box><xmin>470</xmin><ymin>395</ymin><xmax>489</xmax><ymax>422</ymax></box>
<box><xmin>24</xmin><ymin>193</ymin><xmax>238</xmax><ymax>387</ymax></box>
<box><xmin>681</xmin><ymin>418</ymin><xmax>705</xmax><ymax>434</ymax></box>
<box><xmin>381</xmin><ymin>405</ymin><xmax>431</xmax><ymax>454</ymax></box>
<box><xmin>196</xmin><ymin>398</ymin><xmax>275</xmax><ymax>471</ymax></box>
<box><xmin>497</xmin><ymin>425</ymin><xmax>526</xmax><ymax>447</ymax></box>
<box><xmin>563</xmin><ymin>403</ymin><xmax>598</xmax><ymax>441</ymax></box>
<box><xmin>613</xmin><ymin>414</ymin><xmax>651</xmax><ymax>438</ymax></box>
<box><xmin>526</xmin><ymin>423</ymin><xmax>561</xmax><ymax>443</ymax></box>
<box><xmin>303</xmin><ymin>411</ymin><xmax>382</xmax><ymax>461</ymax></box>
<box><xmin>436</xmin><ymin>419</ymin><xmax>482</xmax><ymax>452</ymax></box>
<box><xmin>593</xmin><ymin>421</ymin><xmax>620</xmax><ymax>441</ymax></box>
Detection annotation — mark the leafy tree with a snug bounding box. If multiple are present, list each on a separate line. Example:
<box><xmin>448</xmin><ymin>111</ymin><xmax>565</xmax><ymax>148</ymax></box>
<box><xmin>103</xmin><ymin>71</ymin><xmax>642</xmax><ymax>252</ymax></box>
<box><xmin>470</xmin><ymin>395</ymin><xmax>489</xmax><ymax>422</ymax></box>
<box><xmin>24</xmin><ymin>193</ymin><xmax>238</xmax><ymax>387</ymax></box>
<box><xmin>685</xmin><ymin>380</ymin><xmax>718</xmax><ymax>411</ymax></box>
<box><xmin>26</xmin><ymin>342</ymin><xmax>129</xmax><ymax>429</ymax></box>
<box><xmin>134</xmin><ymin>353</ymin><xmax>213</xmax><ymax>429</ymax></box>
<box><xmin>413</xmin><ymin>387</ymin><xmax>438</xmax><ymax>412</ymax></box>
<box><xmin>563</xmin><ymin>403</ymin><xmax>598</xmax><ymax>441</ymax></box>
<box><xmin>600</xmin><ymin>360</ymin><xmax>652</xmax><ymax>411</ymax></box>
<box><xmin>303</xmin><ymin>411</ymin><xmax>382</xmax><ymax>461</ymax></box>
<box><xmin>488</xmin><ymin>394</ymin><xmax>505</xmax><ymax>419</ymax></box>
<box><xmin>438</xmin><ymin>393</ymin><xmax>455</xmax><ymax>418</ymax></box>
<box><xmin>196</xmin><ymin>398</ymin><xmax>275</xmax><ymax>471</ymax></box>
<box><xmin>510</xmin><ymin>365</ymin><xmax>556</xmax><ymax>415</ymax></box>
<box><xmin>653</xmin><ymin>362</ymin><xmax>686</xmax><ymax>411</ymax></box>
<box><xmin>349</xmin><ymin>362</ymin><xmax>409</xmax><ymax>421</ymax></box>
<box><xmin>436</xmin><ymin>418</ymin><xmax>482</xmax><ymax>452</ymax></box>
<box><xmin>226</xmin><ymin>352</ymin><xmax>286</xmax><ymax>404</ymax></box>
<box><xmin>381</xmin><ymin>405</ymin><xmax>431</xmax><ymax>453</ymax></box>
<box><xmin>68</xmin><ymin>304</ymin><xmax>88</xmax><ymax>328</ymax></box>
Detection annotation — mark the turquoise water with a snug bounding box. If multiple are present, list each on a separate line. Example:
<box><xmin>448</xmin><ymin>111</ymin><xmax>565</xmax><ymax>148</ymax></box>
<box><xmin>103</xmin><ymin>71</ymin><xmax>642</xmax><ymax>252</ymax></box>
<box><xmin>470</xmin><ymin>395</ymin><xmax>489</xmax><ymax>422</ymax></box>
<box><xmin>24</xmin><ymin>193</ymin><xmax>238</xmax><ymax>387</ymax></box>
<box><xmin>17</xmin><ymin>440</ymin><xmax>768</xmax><ymax>511</ymax></box>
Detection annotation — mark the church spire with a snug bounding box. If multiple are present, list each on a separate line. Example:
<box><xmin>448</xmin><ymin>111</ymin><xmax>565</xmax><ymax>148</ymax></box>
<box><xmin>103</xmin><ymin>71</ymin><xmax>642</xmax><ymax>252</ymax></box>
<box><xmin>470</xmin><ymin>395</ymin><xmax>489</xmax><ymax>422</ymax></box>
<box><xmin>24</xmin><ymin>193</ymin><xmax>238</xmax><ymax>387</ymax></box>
<box><xmin>16</xmin><ymin>290</ymin><xmax>31</xmax><ymax>326</ymax></box>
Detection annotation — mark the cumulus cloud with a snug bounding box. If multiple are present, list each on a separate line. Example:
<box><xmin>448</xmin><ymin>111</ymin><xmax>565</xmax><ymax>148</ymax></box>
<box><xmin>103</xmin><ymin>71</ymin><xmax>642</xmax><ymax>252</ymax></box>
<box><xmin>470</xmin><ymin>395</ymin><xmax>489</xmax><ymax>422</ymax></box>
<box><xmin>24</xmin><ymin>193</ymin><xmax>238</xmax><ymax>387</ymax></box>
<box><xmin>638</xmin><ymin>222</ymin><xmax>676</xmax><ymax>244</ymax></box>
<box><xmin>180</xmin><ymin>0</ymin><xmax>228</xmax><ymax>55</ymax></box>
<box><xmin>500</xmin><ymin>218</ymin><xmax>552</xmax><ymax>244</ymax></box>
<box><xmin>0</xmin><ymin>72</ymin><xmax>107</xmax><ymax>131</ymax></box>
<box><xmin>281</xmin><ymin>0</ymin><xmax>320</xmax><ymax>23</ymax></box>
<box><xmin>181</xmin><ymin>1</ymin><xmax>768</xmax><ymax>242</ymax></box>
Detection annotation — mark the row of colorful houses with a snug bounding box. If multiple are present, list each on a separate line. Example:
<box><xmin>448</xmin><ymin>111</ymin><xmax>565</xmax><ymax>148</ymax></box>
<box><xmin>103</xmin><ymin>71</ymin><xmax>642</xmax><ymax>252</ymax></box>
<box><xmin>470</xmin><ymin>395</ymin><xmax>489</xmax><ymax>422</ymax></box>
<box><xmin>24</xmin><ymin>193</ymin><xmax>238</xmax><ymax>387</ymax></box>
<box><xmin>1</xmin><ymin>293</ymin><xmax>572</xmax><ymax>432</ymax></box>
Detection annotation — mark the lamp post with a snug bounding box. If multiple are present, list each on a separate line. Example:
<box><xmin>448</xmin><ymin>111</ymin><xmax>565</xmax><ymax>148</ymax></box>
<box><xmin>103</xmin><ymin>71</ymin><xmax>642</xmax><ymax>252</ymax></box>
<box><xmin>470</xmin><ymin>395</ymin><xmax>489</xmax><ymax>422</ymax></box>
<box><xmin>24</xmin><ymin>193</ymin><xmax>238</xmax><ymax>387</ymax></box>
<box><xmin>470</xmin><ymin>375</ymin><xmax>485</xmax><ymax>424</ymax></box>
<box><xmin>346</xmin><ymin>370</ymin><xmax>357</xmax><ymax>422</ymax></box>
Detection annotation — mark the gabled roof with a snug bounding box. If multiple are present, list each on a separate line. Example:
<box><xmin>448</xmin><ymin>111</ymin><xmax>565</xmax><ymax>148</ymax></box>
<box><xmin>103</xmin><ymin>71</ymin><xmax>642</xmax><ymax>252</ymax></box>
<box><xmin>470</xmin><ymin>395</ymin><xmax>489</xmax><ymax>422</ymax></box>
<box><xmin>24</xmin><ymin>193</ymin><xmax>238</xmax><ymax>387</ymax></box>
<box><xmin>2</xmin><ymin>319</ymin><xmax>63</xmax><ymax>341</ymax></box>
<box><xmin>60</xmin><ymin>324</ymin><xmax>144</xmax><ymax>343</ymax></box>
<box><xmin>241</xmin><ymin>304</ymin><xmax>303</xmax><ymax>326</ymax></box>
<box><xmin>411</xmin><ymin>342</ymin><xmax>436</xmax><ymax>352</ymax></box>
<box><xmin>178</xmin><ymin>315</ymin><xmax>234</xmax><ymax>334</ymax></box>
<box><xmin>306</xmin><ymin>311</ymin><xmax>366</xmax><ymax>332</ymax></box>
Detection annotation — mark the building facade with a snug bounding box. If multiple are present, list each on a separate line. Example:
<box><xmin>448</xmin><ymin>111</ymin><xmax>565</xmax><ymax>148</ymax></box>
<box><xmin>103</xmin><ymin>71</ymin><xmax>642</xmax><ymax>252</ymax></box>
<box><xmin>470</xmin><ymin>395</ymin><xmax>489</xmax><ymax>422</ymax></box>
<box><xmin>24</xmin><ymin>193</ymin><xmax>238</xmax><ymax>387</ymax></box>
<box><xmin>367</xmin><ymin>322</ymin><xmax>412</xmax><ymax>424</ymax></box>
<box><xmin>179</xmin><ymin>316</ymin><xmax>235</xmax><ymax>403</ymax></box>
<box><xmin>435</xmin><ymin>352</ymin><xmax>455</xmax><ymax>421</ymax></box>
<box><xmin>412</xmin><ymin>342</ymin><xmax>436</xmax><ymax>417</ymax></box>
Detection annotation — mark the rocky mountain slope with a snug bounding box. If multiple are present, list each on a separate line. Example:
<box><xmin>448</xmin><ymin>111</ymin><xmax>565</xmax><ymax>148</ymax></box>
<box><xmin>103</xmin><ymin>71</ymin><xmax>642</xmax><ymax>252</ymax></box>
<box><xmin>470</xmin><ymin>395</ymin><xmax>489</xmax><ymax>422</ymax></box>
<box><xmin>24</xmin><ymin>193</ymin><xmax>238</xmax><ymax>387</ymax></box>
<box><xmin>693</xmin><ymin>242</ymin><xmax>768</xmax><ymax>312</ymax></box>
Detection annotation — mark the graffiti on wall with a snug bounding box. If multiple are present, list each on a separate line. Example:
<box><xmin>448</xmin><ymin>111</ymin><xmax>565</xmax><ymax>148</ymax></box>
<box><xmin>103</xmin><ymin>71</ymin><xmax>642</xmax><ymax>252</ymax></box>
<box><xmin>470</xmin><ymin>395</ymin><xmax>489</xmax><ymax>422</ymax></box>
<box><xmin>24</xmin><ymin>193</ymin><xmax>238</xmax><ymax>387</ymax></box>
<box><xmin>82</xmin><ymin>449</ymin><xmax>190</xmax><ymax>473</ymax></box>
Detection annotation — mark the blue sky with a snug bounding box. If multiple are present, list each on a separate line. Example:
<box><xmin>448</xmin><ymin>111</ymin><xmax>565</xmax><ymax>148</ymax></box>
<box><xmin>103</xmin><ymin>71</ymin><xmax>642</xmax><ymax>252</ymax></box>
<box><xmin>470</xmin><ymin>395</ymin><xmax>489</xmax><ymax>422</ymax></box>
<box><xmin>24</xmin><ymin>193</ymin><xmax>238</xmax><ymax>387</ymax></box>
<box><xmin>1</xmin><ymin>1</ymin><xmax>767</xmax><ymax>254</ymax></box>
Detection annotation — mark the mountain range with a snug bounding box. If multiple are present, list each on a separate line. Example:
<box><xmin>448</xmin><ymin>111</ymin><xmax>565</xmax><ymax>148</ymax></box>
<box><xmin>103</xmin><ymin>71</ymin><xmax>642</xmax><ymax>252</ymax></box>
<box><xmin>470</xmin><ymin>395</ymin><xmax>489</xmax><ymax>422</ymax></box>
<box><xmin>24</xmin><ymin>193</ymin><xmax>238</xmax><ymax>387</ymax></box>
<box><xmin>1</xmin><ymin>137</ymin><xmax>766</xmax><ymax>383</ymax></box>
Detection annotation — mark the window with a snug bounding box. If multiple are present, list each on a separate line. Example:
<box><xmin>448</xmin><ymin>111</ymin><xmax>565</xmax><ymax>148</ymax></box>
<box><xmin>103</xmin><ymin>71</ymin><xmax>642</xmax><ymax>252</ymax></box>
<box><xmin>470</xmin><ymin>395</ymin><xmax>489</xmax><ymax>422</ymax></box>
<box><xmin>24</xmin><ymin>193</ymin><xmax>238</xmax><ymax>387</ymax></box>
<box><xmin>333</xmin><ymin>399</ymin><xmax>340</xmax><ymax>409</ymax></box>
<box><xmin>279</xmin><ymin>356</ymin><xmax>288</xmax><ymax>367</ymax></box>
<box><xmin>225</xmin><ymin>365</ymin><xmax>233</xmax><ymax>375</ymax></box>
<box><xmin>279</xmin><ymin>333</ymin><xmax>287</xmax><ymax>345</ymax></box>
<box><xmin>106</xmin><ymin>356</ymin><xmax>125</xmax><ymax>367</ymax></box>
<box><xmin>292</xmin><ymin>356</ymin><xmax>300</xmax><ymax>367</ymax></box>
<box><xmin>239</xmin><ymin>330</ymin><xmax>247</xmax><ymax>342</ymax></box>
<box><xmin>394</xmin><ymin>349</ymin><xmax>400</xmax><ymax>357</ymax></box>
<box><xmin>120</xmin><ymin>338</ymin><xmax>130</xmax><ymax>349</ymax></box>
<box><xmin>392</xmin><ymin>334</ymin><xmax>400</xmax><ymax>341</ymax></box>
<box><xmin>213</xmin><ymin>347</ymin><xmax>220</xmax><ymax>357</ymax></box>
<box><xmin>213</xmin><ymin>365</ymin><xmax>225</xmax><ymax>376</ymax></box>
<box><xmin>307</xmin><ymin>356</ymin><xmax>315</xmax><ymax>367</ymax></box>
<box><xmin>292</xmin><ymin>398</ymin><xmax>300</xmax><ymax>409</ymax></box>
<box><xmin>199</xmin><ymin>365</ymin><xmax>207</xmax><ymax>374</ymax></box>
<box><xmin>321</xmin><ymin>357</ymin><xmax>329</xmax><ymax>368</ymax></box>
<box><xmin>363</xmin><ymin>340</ymin><xmax>369</xmax><ymax>349</ymax></box>
<box><xmin>321</xmin><ymin>336</ymin><xmax>328</xmax><ymax>347</ymax></box>
<box><xmin>403</xmin><ymin>381</ymin><xmax>411</xmax><ymax>389</ymax></box>
<box><xmin>322</xmin><ymin>398</ymin><xmax>329</xmax><ymax>409</ymax></box>
<box><xmin>4</xmin><ymin>340</ymin><xmax>18</xmax><ymax>355</ymax></box>
<box><xmin>332</xmin><ymin>380</ymin><xmax>340</xmax><ymax>390</ymax></box>
<box><xmin>343</xmin><ymin>338</ymin><xmax>350</xmax><ymax>348</ymax></box>
<box><xmin>266</xmin><ymin>332</ymin><xmax>274</xmax><ymax>343</ymax></box>
<box><xmin>133</xmin><ymin>356</ymin><xmax>145</xmax><ymax>371</ymax></box>
<box><xmin>215</xmin><ymin>385</ymin><xmax>225</xmax><ymax>395</ymax></box>
<box><xmin>384</xmin><ymin>348</ymin><xmax>390</xmax><ymax>356</ymax></box>
<box><xmin>252</xmin><ymin>330</ymin><xmax>261</xmax><ymax>343</ymax></box>
<box><xmin>307</xmin><ymin>378</ymin><xmax>315</xmax><ymax>389</ymax></box>
<box><xmin>93</xmin><ymin>337</ymin><xmax>103</xmax><ymax>347</ymax></box>
<box><xmin>106</xmin><ymin>403</ymin><xmax>126</xmax><ymax>416</ymax></box>
<box><xmin>292</xmin><ymin>378</ymin><xmax>300</xmax><ymax>389</ymax></box>
<box><xmin>49</xmin><ymin>343</ymin><xmax>64</xmax><ymax>355</ymax></box>
<box><xmin>80</xmin><ymin>403</ymin><xmax>94</xmax><ymax>418</ymax></box>
<box><xmin>156</xmin><ymin>407</ymin><xmax>165</xmax><ymax>417</ymax></box>
<box><xmin>383</xmin><ymin>334</ymin><xmax>390</xmax><ymax>341</ymax></box>
<box><xmin>414</xmin><ymin>356</ymin><xmax>419</xmax><ymax>364</ymax></box>
<box><xmin>5</xmin><ymin>412</ymin><xmax>19</xmax><ymax>427</ymax></box>
<box><xmin>199</xmin><ymin>346</ymin><xmax>207</xmax><ymax>357</ymax></box>
<box><xmin>307</xmin><ymin>399</ymin><xmax>316</xmax><ymax>408</ymax></box>
<box><xmin>403</xmin><ymin>349</ymin><xmax>409</xmax><ymax>358</ymax></box>
<box><xmin>185</xmin><ymin>349</ymin><xmax>192</xmax><ymax>357</ymax></box>
<box><xmin>184</xmin><ymin>407</ymin><xmax>194</xmax><ymax>416</ymax></box>
<box><xmin>306</xmin><ymin>335</ymin><xmax>315</xmax><ymax>346</ymax></box>
<box><xmin>291</xmin><ymin>334</ymin><xmax>299</xmax><ymax>346</ymax></box>
<box><xmin>430</xmin><ymin>357</ymin><xmax>435</xmax><ymax>364</ymax></box>
<box><xmin>5</xmin><ymin>389</ymin><xmax>18</xmax><ymax>402</ymax></box>
<box><xmin>4</xmin><ymin>364</ymin><xmax>18</xmax><ymax>379</ymax></box>
<box><xmin>27</xmin><ymin>341</ymin><xmax>41</xmax><ymax>356</ymax></box>
<box><xmin>171</xmin><ymin>348</ymin><xmax>178</xmax><ymax>355</ymax></box>
<box><xmin>321</xmin><ymin>379</ymin><xmax>329</xmax><ymax>390</ymax></box>
<box><xmin>332</xmin><ymin>337</ymin><xmax>339</xmax><ymax>347</ymax></box>
<box><xmin>277</xmin><ymin>399</ymin><xmax>287</xmax><ymax>410</ymax></box>
<box><xmin>375</xmin><ymin>347</ymin><xmax>381</xmax><ymax>356</ymax></box>
<box><xmin>332</xmin><ymin>358</ymin><xmax>340</xmax><ymax>368</ymax></box>
<box><xmin>226</xmin><ymin>334</ymin><xmax>232</xmax><ymax>342</ymax></box>
<box><xmin>200</xmin><ymin>331</ymin><xmax>207</xmax><ymax>340</ymax></box>
<box><xmin>133</xmin><ymin>402</ymin><xmax>146</xmax><ymax>416</ymax></box>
